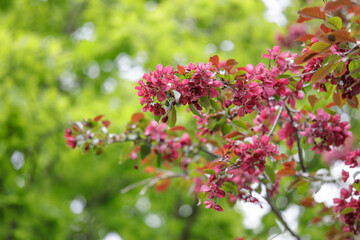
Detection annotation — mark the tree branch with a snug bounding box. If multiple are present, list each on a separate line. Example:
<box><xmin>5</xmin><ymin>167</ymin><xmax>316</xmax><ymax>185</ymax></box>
<box><xmin>268</xmin><ymin>106</ymin><xmax>283</xmax><ymax>137</ymax></box>
<box><xmin>284</xmin><ymin>105</ymin><xmax>307</xmax><ymax>172</ymax></box>
<box><xmin>265</xmin><ymin>196</ymin><xmax>301</xmax><ymax>240</ymax></box>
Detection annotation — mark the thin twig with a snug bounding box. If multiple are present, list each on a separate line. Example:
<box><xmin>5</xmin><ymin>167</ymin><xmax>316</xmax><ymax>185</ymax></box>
<box><xmin>265</xmin><ymin>196</ymin><xmax>301</xmax><ymax>240</ymax></box>
<box><xmin>199</xmin><ymin>147</ymin><xmax>220</xmax><ymax>159</ymax></box>
<box><xmin>120</xmin><ymin>172</ymin><xmax>187</xmax><ymax>194</ymax></box>
<box><xmin>285</xmin><ymin>105</ymin><xmax>307</xmax><ymax>172</ymax></box>
<box><xmin>287</xmin><ymin>70</ymin><xmax>316</xmax><ymax>80</ymax></box>
<box><xmin>268</xmin><ymin>106</ymin><xmax>284</xmax><ymax>137</ymax></box>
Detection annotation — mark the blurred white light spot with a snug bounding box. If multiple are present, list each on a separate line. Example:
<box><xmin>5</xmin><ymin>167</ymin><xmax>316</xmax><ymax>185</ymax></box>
<box><xmin>178</xmin><ymin>204</ymin><xmax>193</xmax><ymax>217</ymax></box>
<box><xmin>220</xmin><ymin>40</ymin><xmax>234</xmax><ymax>52</ymax></box>
<box><xmin>59</xmin><ymin>71</ymin><xmax>78</xmax><ymax>91</ymax></box>
<box><xmin>262</xmin><ymin>0</ymin><xmax>290</xmax><ymax>26</ymax></box>
<box><xmin>204</xmin><ymin>43</ymin><xmax>217</xmax><ymax>55</ymax></box>
<box><xmin>70</xmin><ymin>196</ymin><xmax>86</xmax><ymax>215</ymax></box>
<box><xmin>72</xmin><ymin>22</ymin><xmax>96</xmax><ymax>41</ymax></box>
<box><xmin>136</xmin><ymin>197</ymin><xmax>151</xmax><ymax>213</ymax></box>
<box><xmin>87</xmin><ymin>62</ymin><xmax>100</xmax><ymax>79</ymax></box>
<box><xmin>237</xmin><ymin>193</ymin><xmax>270</xmax><ymax>229</ymax></box>
<box><xmin>313</xmin><ymin>183</ymin><xmax>339</xmax><ymax>207</ymax></box>
<box><xmin>16</xmin><ymin>176</ymin><xmax>25</xmax><ymax>188</ymax></box>
<box><xmin>116</xmin><ymin>53</ymin><xmax>145</xmax><ymax>82</ymax></box>
<box><xmin>101</xmin><ymin>77</ymin><xmax>117</xmax><ymax>94</ymax></box>
<box><xmin>103</xmin><ymin>232</ymin><xmax>123</xmax><ymax>240</ymax></box>
<box><xmin>11</xmin><ymin>151</ymin><xmax>25</xmax><ymax>170</ymax></box>
<box><xmin>144</xmin><ymin>1</ymin><xmax>157</xmax><ymax>12</ymax></box>
<box><xmin>144</xmin><ymin>213</ymin><xmax>163</xmax><ymax>228</ymax></box>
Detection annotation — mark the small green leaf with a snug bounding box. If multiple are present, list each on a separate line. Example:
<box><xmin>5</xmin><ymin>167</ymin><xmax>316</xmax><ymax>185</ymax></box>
<box><xmin>222</xmin><ymin>182</ymin><xmax>238</xmax><ymax>194</ymax></box>
<box><xmin>210</xmin><ymin>99</ymin><xmax>219</xmax><ymax>112</ymax></box>
<box><xmin>325</xmin><ymin>16</ymin><xmax>342</xmax><ymax>30</ymax></box>
<box><xmin>167</xmin><ymin>107</ymin><xmax>177</xmax><ymax>128</ymax></box>
<box><xmin>354</xmin><ymin>181</ymin><xmax>360</xmax><ymax>192</ymax></box>
<box><xmin>221</xmin><ymin>123</ymin><xmax>232</xmax><ymax>136</ymax></box>
<box><xmin>140</xmin><ymin>143</ymin><xmax>151</xmax><ymax>159</ymax></box>
<box><xmin>199</xmin><ymin>95</ymin><xmax>210</xmax><ymax>108</ymax></box>
<box><xmin>189</xmin><ymin>104</ymin><xmax>201</xmax><ymax>117</ymax></box>
<box><xmin>310</xmin><ymin>42</ymin><xmax>332</xmax><ymax>53</ymax></box>
<box><xmin>265</xmin><ymin>165</ymin><xmax>276</xmax><ymax>183</ymax></box>
<box><xmin>349</xmin><ymin>60</ymin><xmax>360</xmax><ymax>79</ymax></box>
<box><xmin>204</xmin><ymin>169</ymin><xmax>216</xmax><ymax>175</ymax></box>
<box><xmin>341</xmin><ymin>207</ymin><xmax>355</xmax><ymax>215</ymax></box>
<box><xmin>154</xmin><ymin>114</ymin><xmax>161</xmax><ymax>122</ymax></box>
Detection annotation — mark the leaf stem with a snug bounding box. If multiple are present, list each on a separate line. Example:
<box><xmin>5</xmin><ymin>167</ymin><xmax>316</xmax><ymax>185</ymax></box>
<box><xmin>265</xmin><ymin>196</ymin><xmax>301</xmax><ymax>240</ymax></box>
<box><xmin>285</xmin><ymin>105</ymin><xmax>307</xmax><ymax>172</ymax></box>
<box><xmin>268</xmin><ymin>106</ymin><xmax>284</xmax><ymax>137</ymax></box>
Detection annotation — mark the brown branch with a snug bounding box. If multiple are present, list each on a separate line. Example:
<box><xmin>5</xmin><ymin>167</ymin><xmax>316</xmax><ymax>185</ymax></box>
<box><xmin>285</xmin><ymin>104</ymin><xmax>307</xmax><ymax>172</ymax></box>
<box><xmin>265</xmin><ymin>196</ymin><xmax>301</xmax><ymax>240</ymax></box>
<box><xmin>268</xmin><ymin>106</ymin><xmax>284</xmax><ymax>137</ymax></box>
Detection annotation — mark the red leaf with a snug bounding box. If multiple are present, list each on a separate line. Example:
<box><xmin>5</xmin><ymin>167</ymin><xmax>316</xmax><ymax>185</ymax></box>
<box><xmin>209</xmin><ymin>55</ymin><xmax>219</xmax><ymax>69</ymax></box>
<box><xmin>295</xmin><ymin>34</ymin><xmax>315</xmax><ymax>42</ymax></box>
<box><xmin>333</xmin><ymin>90</ymin><xmax>346</xmax><ymax>108</ymax></box>
<box><xmin>296</xmin><ymin>15</ymin><xmax>311</xmax><ymax>24</ymax></box>
<box><xmin>310</xmin><ymin>63</ymin><xmax>332</xmax><ymax>84</ymax></box>
<box><xmin>283</xmin><ymin>161</ymin><xmax>296</xmax><ymax>168</ymax></box>
<box><xmin>225</xmin><ymin>59</ymin><xmax>238</xmax><ymax>67</ymax></box>
<box><xmin>320</xmin><ymin>24</ymin><xmax>332</xmax><ymax>34</ymax></box>
<box><xmin>131</xmin><ymin>112</ymin><xmax>145</xmax><ymax>123</ymax></box>
<box><xmin>170</xmin><ymin>126</ymin><xmax>187</xmax><ymax>131</ymax></box>
<box><xmin>102</xmin><ymin>120</ymin><xmax>111</xmax><ymax>128</ymax></box>
<box><xmin>325</xmin><ymin>0</ymin><xmax>352</xmax><ymax>12</ymax></box>
<box><xmin>277</xmin><ymin>168</ymin><xmax>296</xmax><ymax>177</ymax></box>
<box><xmin>329</xmin><ymin>30</ymin><xmax>356</xmax><ymax>43</ymax></box>
<box><xmin>308</xmin><ymin>95</ymin><xmax>321</xmax><ymax>108</ymax></box>
<box><xmin>347</xmin><ymin>96</ymin><xmax>359</xmax><ymax>108</ymax></box>
<box><xmin>155</xmin><ymin>178</ymin><xmax>171</xmax><ymax>192</ymax></box>
<box><xmin>177</xmin><ymin>65</ymin><xmax>186</xmax><ymax>75</ymax></box>
<box><xmin>294</xmin><ymin>50</ymin><xmax>319</xmax><ymax>65</ymax></box>
<box><xmin>324</xmin><ymin>102</ymin><xmax>336</xmax><ymax>109</ymax></box>
<box><xmin>144</xmin><ymin>166</ymin><xmax>156</xmax><ymax>174</ymax></box>
<box><xmin>224</xmin><ymin>131</ymin><xmax>244</xmax><ymax>139</ymax></box>
<box><xmin>297</xmin><ymin>7</ymin><xmax>326</xmax><ymax>21</ymax></box>
<box><xmin>300</xmin><ymin>196</ymin><xmax>315</xmax><ymax>207</ymax></box>
<box><xmin>94</xmin><ymin>115</ymin><xmax>103</xmax><ymax>122</ymax></box>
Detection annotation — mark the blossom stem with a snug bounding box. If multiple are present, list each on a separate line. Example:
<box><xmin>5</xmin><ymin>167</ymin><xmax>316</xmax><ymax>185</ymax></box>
<box><xmin>285</xmin><ymin>105</ymin><xmax>307</xmax><ymax>172</ymax></box>
<box><xmin>287</xmin><ymin>70</ymin><xmax>316</xmax><ymax>80</ymax></box>
<box><xmin>265</xmin><ymin>196</ymin><xmax>301</xmax><ymax>240</ymax></box>
<box><xmin>268</xmin><ymin>106</ymin><xmax>284</xmax><ymax>137</ymax></box>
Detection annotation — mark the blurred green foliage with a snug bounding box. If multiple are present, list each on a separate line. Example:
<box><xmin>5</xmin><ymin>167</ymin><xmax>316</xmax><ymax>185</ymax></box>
<box><xmin>0</xmin><ymin>0</ymin><xmax>331</xmax><ymax>239</ymax></box>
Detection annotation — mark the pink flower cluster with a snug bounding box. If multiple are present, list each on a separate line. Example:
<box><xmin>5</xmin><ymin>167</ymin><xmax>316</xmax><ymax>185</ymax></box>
<box><xmin>135</xmin><ymin>62</ymin><xmax>223</xmax><ymax>118</ymax></box>
<box><xmin>333</xmin><ymin>184</ymin><xmax>360</xmax><ymax>234</ymax></box>
<box><xmin>225</xmin><ymin>135</ymin><xmax>278</xmax><ymax>174</ymax></box>
<box><xmin>144</xmin><ymin>120</ymin><xmax>192</xmax><ymax>163</ymax></box>
<box><xmin>344</xmin><ymin>149</ymin><xmax>360</xmax><ymax>168</ymax></box>
<box><xmin>300</xmin><ymin>109</ymin><xmax>351</xmax><ymax>153</ymax></box>
<box><xmin>278</xmin><ymin>111</ymin><xmax>302</xmax><ymax>148</ymax></box>
<box><xmin>64</xmin><ymin>128</ymin><xmax>77</xmax><ymax>149</ymax></box>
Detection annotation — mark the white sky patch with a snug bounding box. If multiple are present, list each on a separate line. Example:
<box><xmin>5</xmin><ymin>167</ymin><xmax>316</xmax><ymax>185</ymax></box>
<box><xmin>72</xmin><ymin>22</ymin><xmax>97</xmax><ymax>42</ymax></box>
<box><xmin>103</xmin><ymin>232</ymin><xmax>123</xmax><ymax>240</ymax></box>
<box><xmin>236</xmin><ymin>192</ymin><xmax>270</xmax><ymax>229</ymax></box>
<box><xmin>116</xmin><ymin>53</ymin><xmax>146</xmax><ymax>82</ymax></box>
<box><xmin>262</xmin><ymin>0</ymin><xmax>290</xmax><ymax>26</ymax></box>
<box><xmin>11</xmin><ymin>151</ymin><xmax>25</xmax><ymax>170</ymax></box>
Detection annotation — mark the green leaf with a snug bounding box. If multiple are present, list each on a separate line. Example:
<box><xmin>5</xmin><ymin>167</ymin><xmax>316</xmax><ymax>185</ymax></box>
<box><xmin>221</xmin><ymin>123</ymin><xmax>232</xmax><ymax>136</ymax></box>
<box><xmin>204</xmin><ymin>169</ymin><xmax>216</xmax><ymax>175</ymax></box>
<box><xmin>167</xmin><ymin>107</ymin><xmax>177</xmax><ymax>128</ymax></box>
<box><xmin>210</xmin><ymin>99</ymin><xmax>219</xmax><ymax>112</ymax></box>
<box><xmin>341</xmin><ymin>207</ymin><xmax>354</xmax><ymax>215</ymax></box>
<box><xmin>265</xmin><ymin>165</ymin><xmax>276</xmax><ymax>183</ymax></box>
<box><xmin>222</xmin><ymin>182</ymin><xmax>238</xmax><ymax>194</ymax></box>
<box><xmin>310</xmin><ymin>42</ymin><xmax>332</xmax><ymax>53</ymax></box>
<box><xmin>349</xmin><ymin>60</ymin><xmax>360</xmax><ymax>79</ymax></box>
<box><xmin>189</xmin><ymin>104</ymin><xmax>201</xmax><ymax>117</ymax></box>
<box><xmin>140</xmin><ymin>143</ymin><xmax>151</xmax><ymax>159</ymax></box>
<box><xmin>354</xmin><ymin>181</ymin><xmax>360</xmax><ymax>192</ymax></box>
<box><xmin>325</xmin><ymin>16</ymin><xmax>342</xmax><ymax>30</ymax></box>
<box><xmin>310</xmin><ymin>63</ymin><xmax>332</xmax><ymax>84</ymax></box>
<box><xmin>199</xmin><ymin>95</ymin><xmax>210</xmax><ymax>108</ymax></box>
<box><xmin>154</xmin><ymin>114</ymin><xmax>161</xmax><ymax>122</ymax></box>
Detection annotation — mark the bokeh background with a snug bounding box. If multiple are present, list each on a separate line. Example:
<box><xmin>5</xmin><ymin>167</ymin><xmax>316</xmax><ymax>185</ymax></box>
<box><xmin>0</xmin><ymin>0</ymin><xmax>325</xmax><ymax>239</ymax></box>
